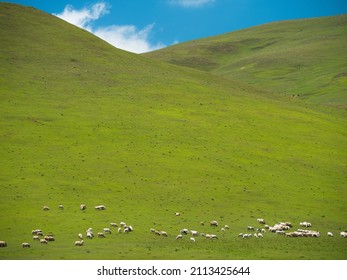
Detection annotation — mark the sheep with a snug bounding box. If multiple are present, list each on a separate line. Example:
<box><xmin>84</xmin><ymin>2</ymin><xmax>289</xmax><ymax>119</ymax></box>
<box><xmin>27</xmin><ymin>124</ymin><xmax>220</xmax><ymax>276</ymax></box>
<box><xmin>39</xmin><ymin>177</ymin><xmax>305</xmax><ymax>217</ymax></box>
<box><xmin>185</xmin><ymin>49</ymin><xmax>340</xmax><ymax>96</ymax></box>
<box><xmin>117</xmin><ymin>228</ymin><xmax>122</xmax><ymax>233</ymax></box>
<box><xmin>31</xmin><ymin>229</ymin><xmax>42</xmax><ymax>235</ymax></box>
<box><xmin>221</xmin><ymin>228</ymin><xmax>225</xmax><ymax>233</ymax></box>
<box><xmin>210</xmin><ymin>220</ymin><xmax>218</xmax><ymax>227</ymax></box>
<box><xmin>110</xmin><ymin>223</ymin><xmax>118</xmax><ymax>228</ymax></box>
<box><xmin>242</xmin><ymin>233</ymin><xmax>252</xmax><ymax>239</ymax></box>
<box><xmin>175</xmin><ymin>234</ymin><xmax>183</xmax><ymax>240</ymax></box>
<box><xmin>58</xmin><ymin>204</ymin><xmax>64</xmax><ymax>210</ymax></box>
<box><xmin>97</xmin><ymin>232</ymin><xmax>106</xmax><ymax>238</ymax></box>
<box><xmin>327</xmin><ymin>232</ymin><xmax>334</xmax><ymax>237</ymax></box>
<box><xmin>0</xmin><ymin>241</ymin><xmax>7</xmax><ymax>247</ymax></box>
<box><xmin>257</xmin><ymin>218</ymin><xmax>265</xmax><ymax>224</ymax></box>
<box><xmin>21</xmin><ymin>242</ymin><xmax>30</xmax><ymax>248</ymax></box>
<box><xmin>150</xmin><ymin>228</ymin><xmax>156</xmax><ymax>233</ymax></box>
<box><xmin>340</xmin><ymin>232</ymin><xmax>347</xmax><ymax>238</ymax></box>
<box><xmin>78</xmin><ymin>233</ymin><xmax>83</xmax><ymax>239</ymax></box>
<box><xmin>247</xmin><ymin>226</ymin><xmax>255</xmax><ymax>231</ymax></box>
<box><xmin>40</xmin><ymin>239</ymin><xmax>48</xmax><ymax>244</ymax></box>
<box><xmin>190</xmin><ymin>237</ymin><xmax>195</xmax><ymax>242</ymax></box>
<box><xmin>160</xmin><ymin>231</ymin><xmax>168</xmax><ymax>237</ymax></box>
<box><xmin>224</xmin><ymin>225</ymin><xmax>230</xmax><ymax>230</ymax></box>
<box><xmin>200</xmin><ymin>222</ymin><xmax>205</xmax><ymax>226</ymax></box>
<box><xmin>200</xmin><ymin>233</ymin><xmax>205</xmax><ymax>237</ymax></box>
<box><xmin>190</xmin><ymin>230</ymin><xmax>199</xmax><ymax>236</ymax></box>
<box><xmin>32</xmin><ymin>235</ymin><xmax>40</xmax><ymax>241</ymax></box>
<box><xmin>104</xmin><ymin>228</ymin><xmax>112</xmax><ymax>234</ymax></box>
<box><xmin>300</xmin><ymin>221</ymin><xmax>312</xmax><ymax>228</ymax></box>
<box><xmin>124</xmin><ymin>226</ymin><xmax>133</xmax><ymax>232</ymax></box>
<box><xmin>238</xmin><ymin>233</ymin><xmax>244</xmax><ymax>238</ymax></box>
<box><xmin>74</xmin><ymin>240</ymin><xmax>84</xmax><ymax>246</ymax></box>
<box><xmin>180</xmin><ymin>229</ymin><xmax>189</xmax><ymax>235</ymax></box>
<box><xmin>80</xmin><ymin>204</ymin><xmax>87</xmax><ymax>210</ymax></box>
<box><xmin>44</xmin><ymin>235</ymin><xmax>55</xmax><ymax>241</ymax></box>
<box><xmin>210</xmin><ymin>234</ymin><xmax>218</xmax><ymax>240</ymax></box>
<box><xmin>95</xmin><ymin>205</ymin><xmax>106</xmax><ymax>210</ymax></box>
<box><xmin>43</xmin><ymin>206</ymin><xmax>50</xmax><ymax>211</ymax></box>
<box><xmin>119</xmin><ymin>222</ymin><xmax>126</xmax><ymax>227</ymax></box>
<box><xmin>257</xmin><ymin>233</ymin><xmax>264</xmax><ymax>238</ymax></box>
<box><xmin>86</xmin><ymin>232</ymin><xmax>93</xmax><ymax>239</ymax></box>
<box><xmin>254</xmin><ymin>233</ymin><xmax>258</xmax><ymax>238</ymax></box>
<box><xmin>175</xmin><ymin>212</ymin><xmax>180</xmax><ymax>216</ymax></box>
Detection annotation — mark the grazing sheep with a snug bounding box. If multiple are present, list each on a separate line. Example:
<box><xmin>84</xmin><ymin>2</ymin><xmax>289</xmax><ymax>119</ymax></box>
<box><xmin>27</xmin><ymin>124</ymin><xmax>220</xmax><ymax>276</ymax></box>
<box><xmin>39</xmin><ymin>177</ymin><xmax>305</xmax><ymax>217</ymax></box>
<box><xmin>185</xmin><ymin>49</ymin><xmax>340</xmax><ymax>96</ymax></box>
<box><xmin>104</xmin><ymin>228</ymin><xmax>112</xmax><ymax>234</ymax></box>
<box><xmin>238</xmin><ymin>233</ymin><xmax>244</xmax><ymax>238</ymax></box>
<box><xmin>175</xmin><ymin>234</ymin><xmax>183</xmax><ymax>240</ymax></box>
<box><xmin>300</xmin><ymin>221</ymin><xmax>312</xmax><ymax>228</ymax></box>
<box><xmin>190</xmin><ymin>237</ymin><xmax>195</xmax><ymax>242</ymax></box>
<box><xmin>190</xmin><ymin>230</ymin><xmax>199</xmax><ymax>236</ymax></box>
<box><xmin>40</xmin><ymin>239</ymin><xmax>48</xmax><ymax>244</ymax></box>
<box><xmin>340</xmin><ymin>232</ymin><xmax>347</xmax><ymax>238</ymax></box>
<box><xmin>0</xmin><ymin>241</ymin><xmax>7</xmax><ymax>247</ymax></box>
<box><xmin>257</xmin><ymin>218</ymin><xmax>265</xmax><ymax>224</ymax></box>
<box><xmin>210</xmin><ymin>220</ymin><xmax>218</xmax><ymax>227</ymax></box>
<box><xmin>21</xmin><ymin>242</ymin><xmax>30</xmax><ymax>248</ymax></box>
<box><xmin>120</xmin><ymin>222</ymin><xmax>126</xmax><ymax>227</ymax></box>
<box><xmin>180</xmin><ymin>229</ymin><xmax>189</xmax><ymax>235</ymax></box>
<box><xmin>210</xmin><ymin>234</ymin><xmax>218</xmax><ymax>240</ymax></box>
<box><xmin>257</xmin><ymin>233</ymin><xmax>264</xmax><ymax>238</ymax></box>
<box><xmin>86</xmin><ymin>232</ymin><xmax>93</xmax><ymax>239</ymax></box>
<box><xmin>175</xmin><ymin>212</ymin><xmax>180</xmax><ymax>216</ymax></box>
<box><xmin>118</xmin><ymin>228</ymin><xmax>122</xmax><ymax>233</ymax></box>
<box><xmin>247</xmin><ymin>226</ymin><xmax>255</xmax><ymax>231</ymax></box>
<box><xmin>74</xmin><ymin>240</ymin><xmax>84</xmax><ymax>246</ymax></box>
<box><xmin>78</xmin><ymin>233</ymin><xmax>83</xmax><ymax>239</ymax></box>
<box><xmin>124</xmin><ymin>226</ymin><xmax>133</xmax><ymax>232</ymax></box>
<box><xmin>221</xmin><ymin>228</ymin><xmax>225</xmax><ymax>233</ymax></box>
<box><xmin>58</xmin><ymin>204</ymin><xmax>64</xmax><ymax>210</ymax></box>
<box><xmin>160</xmin><ymin>231</ymin><xmax>168</xmax><ymax>237</ymax></box>
<box><xmin>43</xmin><ymin>206</ymin><xmax>50</xmax><ymax>211</ymax></box>
<box><xmin>80</xmin><ymin>204</ymin><xmax>86</xmax><ymax>210</ymax></box>
<box><xmin>224</xmin><ymin>225</ymin><xmax>230</xmax><ymax>230</ymax></box>
<box><xmin>31</xmin><ymin>229</ymin><xmax>42</xmax><ymax>235</ymax></box>
<box><xmin>97</xmin><ymin>232</ymin><xmax>106</xmax><ymax>238</ymax></box>
<box><xmin>95</xmin><ymin>205</ymin><xmax>106</xmax><ymax>210</ymax></box>
<box><xmin>110</xmin><ymin>223</ymin><xmax>118</xmax><ymax>228</ymax></box>
<box><xmin>327</xmin><ymin>232</ymin><xmax>334</xmax><ymax>237</ymax></box>
<box><xmin>32</xmin><ymin>235</ymin><xmax>40</xmax><ymax>241</ymax></box>
<box><xmin>44</xmin><ymin>235</ymin><xmax>55</xmax><ymax>242</ymax></box>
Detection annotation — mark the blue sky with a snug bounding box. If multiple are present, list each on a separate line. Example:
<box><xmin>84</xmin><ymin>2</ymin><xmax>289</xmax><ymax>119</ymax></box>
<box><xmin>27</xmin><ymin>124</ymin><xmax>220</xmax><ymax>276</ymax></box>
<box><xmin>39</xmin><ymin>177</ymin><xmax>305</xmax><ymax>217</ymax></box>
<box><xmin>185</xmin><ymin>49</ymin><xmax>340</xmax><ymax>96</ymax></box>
<box><xmin>3</xmin><ymin>0</ymin><xmax>347</xmax><ymax>53</ymax></box>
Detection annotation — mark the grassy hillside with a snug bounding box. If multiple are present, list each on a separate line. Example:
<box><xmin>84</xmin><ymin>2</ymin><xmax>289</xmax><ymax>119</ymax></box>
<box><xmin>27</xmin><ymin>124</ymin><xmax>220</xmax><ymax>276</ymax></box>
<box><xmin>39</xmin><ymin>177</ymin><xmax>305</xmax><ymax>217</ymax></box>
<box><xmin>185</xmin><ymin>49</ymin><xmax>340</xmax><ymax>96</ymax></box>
<box><xmin>145</xmin><ymin>15</ymin><xmax>347</xmax><ymax>108</ymax></box>
<box><xmin>0</xmin><ymin>3</ymin><xmax>346</xmax><ymax>260</ymax></box>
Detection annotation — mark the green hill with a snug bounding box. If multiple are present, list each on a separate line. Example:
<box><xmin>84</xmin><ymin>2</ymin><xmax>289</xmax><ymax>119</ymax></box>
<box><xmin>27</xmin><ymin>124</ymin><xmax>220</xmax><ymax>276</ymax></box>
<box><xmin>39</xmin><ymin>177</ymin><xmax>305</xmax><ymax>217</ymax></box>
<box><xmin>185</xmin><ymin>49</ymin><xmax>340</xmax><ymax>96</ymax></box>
<box><xmin>145</xmin><ymin>15</ymin><xmax>347</xmax><ymax>108</ymax></box>
<box><xmin>0</xmin><ymin>3</ymin><xmax>346</xmax><ymax>260</ymax></box>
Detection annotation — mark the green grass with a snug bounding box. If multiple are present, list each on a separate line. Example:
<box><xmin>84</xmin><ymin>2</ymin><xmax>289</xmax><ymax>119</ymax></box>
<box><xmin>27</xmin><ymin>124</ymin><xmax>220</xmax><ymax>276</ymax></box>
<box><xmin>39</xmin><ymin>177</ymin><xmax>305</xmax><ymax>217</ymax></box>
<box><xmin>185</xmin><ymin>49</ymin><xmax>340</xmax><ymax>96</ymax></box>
<box><xmin>145</xmin><ymin>15</ymin><xmax>347</xmax><ymax>109</ymax></box>
<box><xmin>0</xmin><ymin>3</ymin><xmax>346</xmax><ymax>260</ymax></box>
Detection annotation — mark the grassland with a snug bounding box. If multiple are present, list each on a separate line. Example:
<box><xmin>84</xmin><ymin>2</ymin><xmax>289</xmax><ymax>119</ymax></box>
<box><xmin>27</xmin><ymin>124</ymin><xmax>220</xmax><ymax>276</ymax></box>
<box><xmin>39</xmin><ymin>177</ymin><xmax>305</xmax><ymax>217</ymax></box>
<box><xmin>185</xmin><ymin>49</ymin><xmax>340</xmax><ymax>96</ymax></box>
<box><xmin>145</xmin><ymin>15</ymin><xmax>347</xmax><ymax>109</ymax></box>
<box><xmin>0</xmin><ymin>3</ymin><xmax>346</xmax><ymax>260</ymax></box>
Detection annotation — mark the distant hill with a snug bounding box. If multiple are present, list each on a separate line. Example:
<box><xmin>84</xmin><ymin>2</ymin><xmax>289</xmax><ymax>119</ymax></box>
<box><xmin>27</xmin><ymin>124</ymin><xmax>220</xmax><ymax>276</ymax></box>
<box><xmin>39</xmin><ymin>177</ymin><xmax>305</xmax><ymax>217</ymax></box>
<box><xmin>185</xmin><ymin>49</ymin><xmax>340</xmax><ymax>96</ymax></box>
<box><xmin>144</xmin><ymin>15</ymin><xmax>347</xmax><ymax>108</ymax></box>
<box><xmin>1</xmin><ymin>3</ymin><xmax>346</xmax><ymax>260</ymax></box>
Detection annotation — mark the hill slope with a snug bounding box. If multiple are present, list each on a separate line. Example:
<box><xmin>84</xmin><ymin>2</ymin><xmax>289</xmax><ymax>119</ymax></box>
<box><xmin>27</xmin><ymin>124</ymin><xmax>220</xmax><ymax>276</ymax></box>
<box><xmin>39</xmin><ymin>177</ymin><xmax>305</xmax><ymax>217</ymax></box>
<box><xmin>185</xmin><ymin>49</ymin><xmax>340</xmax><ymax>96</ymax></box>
<box><xmin>0</xmin><ymin>4</ymin><xmax>346</xmax><ymax>260</ymax></box>
<box><xmin>145</xmin><ymin>15</ymin><xmax>347</xmax><ymax>108</ymax></box>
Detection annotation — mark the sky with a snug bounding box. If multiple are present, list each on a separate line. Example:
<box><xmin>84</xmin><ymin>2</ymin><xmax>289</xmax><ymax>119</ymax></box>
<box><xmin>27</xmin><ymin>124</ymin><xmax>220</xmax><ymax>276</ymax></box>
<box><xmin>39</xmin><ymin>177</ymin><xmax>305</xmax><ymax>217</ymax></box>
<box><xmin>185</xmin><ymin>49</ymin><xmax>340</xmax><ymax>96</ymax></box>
<box><xmin>3</xmin><ymin>0</ymin><xmax>347</xmax><ymax>53</ymax></box>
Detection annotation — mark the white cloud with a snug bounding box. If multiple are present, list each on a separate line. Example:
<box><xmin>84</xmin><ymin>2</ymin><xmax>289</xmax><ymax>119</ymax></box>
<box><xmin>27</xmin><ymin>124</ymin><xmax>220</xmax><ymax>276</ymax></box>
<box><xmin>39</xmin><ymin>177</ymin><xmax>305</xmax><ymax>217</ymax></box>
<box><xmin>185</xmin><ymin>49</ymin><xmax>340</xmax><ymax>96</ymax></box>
<box><xmin>94</xmin><ymin>24</ymin><xmax>166</xmax><ymax>54</ymax></box>
<box><xmin>169</xmin><ymin>0</ymin><xmax>216</xmax><ymax>8</ymax></box>
<box><xmin>54</xmin><ymin>2</ymin><xmax>165</xmax><ymax>53</ymax></box>
<box><xmin>54</xmin><ymin>2</ymin><xmax>109</xmax><ymax>32</ymax></box>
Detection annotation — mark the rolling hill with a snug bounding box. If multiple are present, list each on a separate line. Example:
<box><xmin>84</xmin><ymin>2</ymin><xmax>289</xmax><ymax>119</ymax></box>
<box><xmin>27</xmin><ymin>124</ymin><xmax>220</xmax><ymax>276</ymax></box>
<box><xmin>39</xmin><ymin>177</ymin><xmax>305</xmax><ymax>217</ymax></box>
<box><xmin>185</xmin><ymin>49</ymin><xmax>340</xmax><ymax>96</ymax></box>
<box><xmin>0</xmin><ymin>3</ymin><xmax>346</xmax><ymax>260</ymax></box>
<box><xmin>144</xmin><ymin>15</ymin><xmax>347</xmax><ymax>108</ymax></box>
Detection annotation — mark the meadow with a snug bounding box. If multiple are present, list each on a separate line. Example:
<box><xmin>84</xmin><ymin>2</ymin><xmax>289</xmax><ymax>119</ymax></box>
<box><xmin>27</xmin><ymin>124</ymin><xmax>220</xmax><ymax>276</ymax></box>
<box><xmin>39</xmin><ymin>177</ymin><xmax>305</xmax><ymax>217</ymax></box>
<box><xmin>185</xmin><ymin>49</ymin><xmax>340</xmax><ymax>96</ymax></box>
<box><xmin>0</xmin><ymin>3</ymin><xmax>346</xmax><ymax>260</ymax></box>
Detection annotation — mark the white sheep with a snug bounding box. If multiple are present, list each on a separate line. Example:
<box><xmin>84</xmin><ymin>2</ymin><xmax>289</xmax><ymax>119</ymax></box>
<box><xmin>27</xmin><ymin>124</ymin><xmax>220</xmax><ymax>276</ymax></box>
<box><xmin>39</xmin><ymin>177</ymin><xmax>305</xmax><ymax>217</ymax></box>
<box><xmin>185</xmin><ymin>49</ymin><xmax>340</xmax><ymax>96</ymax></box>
<box><xmin>0</xmin><ymin>241</ymin><xmax>7</xmax><ymax>247</ymax></box>
<box><xmin>74</xmin><ymin>240</ymin><xmax>84</xmax><ymax>246</ymax></box>
<box><xmin>21</xmin><ymin>242</ymin><xmax>30</xmax><ymax>248</ymax></box>
<box><xmin>80</xmin><ymin>204</ymin><xmax>86</xmax><ymax>210</ymax></box>
<box><xmin>43</xmin><ymin>206</ymin><xmax>50</xmax><ymax>211</ymax></box>
<box><xmin>40</xmin><ymin>239</ymin><xmax>48</xmax><ymax>244</ymax></box>
<box><xmin>104</xmin><ymin>228</ymin><xmax>112</xmax><ymax>234</ymax></box>
<box><xmin>95</xmin><ymin>205</ymin><xmax>106</xmax><ymax>210</ymax></box>
<box><xmin>210</xmin><ymin>220</ymin><xmax>218</xmax><ymax>227</ymax></box>
<box><xmin>180</xmin><ymin>229</ymin><xmax>189</xmax><ymax>235</ymax></box>
<box><xmin>340</xmin><ymin>232</ymin><xmax>347</xmax><ymax>238</ymax></box>
<box><xmin>175</xmin><ymin>212</ymin><xmax>180</xmax><ymax>216</ymax></box>
<box><xmin>327</xmin><ymin>232</ymin><xmax>333</xmax><ymax>237</ymax></box>
<box><xmin>175</xmin><ymin>234</ymin><xmax>183</xmax><ymax>240</ymax></box>
<box><xmin>78</xmin><ymin>233</ymin><xmax>83</xmax><ymax>239</ymax></box>
<box><xmin>257</xmin><ymin>218</ymin><xmax>265</xmax><ymax>224</ymax></box>
<box><xmin>224</xmin><ymin>225</ymin><xmax>230</xmax><ymax>229</ymax></box>
<box><xmin>190</xmin><ymin>237</ymin><xmax>195</xmax><ymax>242</ymax></box>
<box><xmin>97</xmin><ymin>232</ymin><xmax>106</xmax><ymax>238</ymax></box>
<box><xmin>190</xmin><ymin>230</ymin><xmax>199</xmax><ymax>236</ymax></box>
<box><xmin>110</xmin><ymin>223</ymin><xmax>118</xmax><ymax>227</ymax></box>
<box><xmin>58</xmin><ymin>204</ymin><xmax>64</xmax><ymax>210</ymax></box>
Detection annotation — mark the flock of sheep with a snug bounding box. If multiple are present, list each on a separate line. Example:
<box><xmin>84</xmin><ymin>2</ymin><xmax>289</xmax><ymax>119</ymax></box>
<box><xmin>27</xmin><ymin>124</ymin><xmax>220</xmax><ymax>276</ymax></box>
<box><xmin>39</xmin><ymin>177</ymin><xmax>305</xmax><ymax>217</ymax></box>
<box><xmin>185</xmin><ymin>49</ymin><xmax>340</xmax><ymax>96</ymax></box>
<box><xmin>0</xmin><ymin>206</ymin><xmax>346</xmax><ymax>250</ymax></box>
